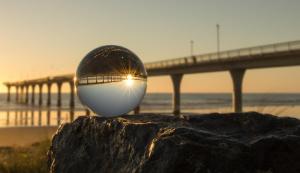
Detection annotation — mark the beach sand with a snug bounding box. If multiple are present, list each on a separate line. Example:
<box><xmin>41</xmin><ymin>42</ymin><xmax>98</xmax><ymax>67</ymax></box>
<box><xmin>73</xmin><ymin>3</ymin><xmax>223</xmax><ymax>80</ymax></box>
<box><xmin>0</xmin><ymin>126</ymin><xmax>57</xmax><ymax>146</ymax></box>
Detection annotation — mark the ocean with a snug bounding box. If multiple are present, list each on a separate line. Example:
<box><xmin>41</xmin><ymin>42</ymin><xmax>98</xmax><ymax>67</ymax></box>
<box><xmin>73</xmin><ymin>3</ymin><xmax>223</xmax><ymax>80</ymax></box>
<box><xmin>0</xmin><ymin>93</ymin><xmax>300</xmax><ymax>127</ymax></box>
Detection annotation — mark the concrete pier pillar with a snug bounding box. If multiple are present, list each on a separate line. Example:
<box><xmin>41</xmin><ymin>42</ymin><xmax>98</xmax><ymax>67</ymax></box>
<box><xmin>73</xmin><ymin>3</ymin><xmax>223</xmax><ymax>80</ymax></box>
<box><xmin>15</xmin><ymin>86</ymin><xmax>19</xmax><ymax>103</ymax></box>
<box><xmin>171</xmin><ymin>74</ymin><xmax>183</xmax><ymax>116</ymax></box>
<box><xmin>31</xmin><ymin>85</ymin><xmax>35</xmax><ymax>105</ymax></box>
<box><xmin>229</xmin><ymin>69</ymin><xmax>246</xmax><ymax>113</ymax></box>
<box><xmin>134</xmin><ymin>105</ymin><xmax>140</xmax><ymax>114</ymax></box>
<box><xmin>38</xmin><ymin>84</ymin><xmax>43</xmax><ymax>106</ymax></box>
<box><xmin>25</xmin><ymin>85</ymin><xmax>29</xmax><ymax>104</ymax></box>
<box><xmin>47</xmin><ymin>83</ymin><xmax>52</xmax><ymax>107</ymax></box>
<box><xmin>69</xmin><ymin>82</ymin><xmax>75</xmax><ymax>108</ymax></box>
<box><xmin>6</xmin><ymin>85</ymin><xmax>11</xmax><ymax>102</ymax></box>
<box><xmin>57</xmin><ymin>82</ymin><xmax>62</xmax><ymax>107</ymax></box>
<box><xmin>20</xmin><ymin>86</ymin><xmax>24</xmax><ymax>103</ymax></box>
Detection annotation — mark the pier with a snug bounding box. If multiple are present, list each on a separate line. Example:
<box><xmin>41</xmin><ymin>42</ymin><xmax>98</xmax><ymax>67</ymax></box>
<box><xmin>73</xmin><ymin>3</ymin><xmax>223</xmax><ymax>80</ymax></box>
<box><xmin>4</xmin><ymin>40</ymin><xmax>300</xmax><ymax>116</ymax></box>
<box><xmin>4</xmin><ymin>75</ymin><xmax>75</xmax><ymax>108</ymax></box>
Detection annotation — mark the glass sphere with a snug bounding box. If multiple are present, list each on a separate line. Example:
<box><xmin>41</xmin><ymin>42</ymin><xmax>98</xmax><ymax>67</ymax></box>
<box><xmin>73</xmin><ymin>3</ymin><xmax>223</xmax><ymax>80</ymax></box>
<box><xmin>76</xmin><ymin>45</ymin><xmax>147</xmax><ymax>117</ymax></box>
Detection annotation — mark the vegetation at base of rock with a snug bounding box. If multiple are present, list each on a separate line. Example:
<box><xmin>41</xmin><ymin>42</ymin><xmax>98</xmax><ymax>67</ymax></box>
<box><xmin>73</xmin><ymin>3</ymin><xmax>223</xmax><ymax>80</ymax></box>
<box><xmin>0</xmin><ymin>140</ymin><xmax>50</xmax><ymax>173</ymax></box>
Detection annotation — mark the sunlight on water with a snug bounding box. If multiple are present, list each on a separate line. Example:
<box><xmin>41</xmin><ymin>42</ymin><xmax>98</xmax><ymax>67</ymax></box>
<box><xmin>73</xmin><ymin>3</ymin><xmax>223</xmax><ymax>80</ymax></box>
<box><xmin>0</xmin><ymin>93</ymin><xmax>300</xmax><ymax>127</ymax></box>
<box><xmin>0</xmin><ymin>109</ymin><xmax>86</xmax><ymax>127</ymax></box>
<box><xmin>1</xmin><ymin>105</ymin><xmax>300</xmax><ymax>127</ymax></box>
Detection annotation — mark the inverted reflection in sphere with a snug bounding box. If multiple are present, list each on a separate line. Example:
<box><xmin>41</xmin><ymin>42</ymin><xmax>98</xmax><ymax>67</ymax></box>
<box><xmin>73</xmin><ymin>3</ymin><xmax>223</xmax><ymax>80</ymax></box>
<box><xmin>76</xmin><ymin>45</ymin><xmax>147</xmax><ymax>117</ymax></box>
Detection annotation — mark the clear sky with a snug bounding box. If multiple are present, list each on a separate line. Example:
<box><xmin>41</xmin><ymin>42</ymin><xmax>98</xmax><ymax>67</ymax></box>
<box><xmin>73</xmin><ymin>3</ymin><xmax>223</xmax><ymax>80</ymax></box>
<box><xmin>0</xmin><ymin>0</ymin><xmax>300</xmax><ymax>93</ymax></box>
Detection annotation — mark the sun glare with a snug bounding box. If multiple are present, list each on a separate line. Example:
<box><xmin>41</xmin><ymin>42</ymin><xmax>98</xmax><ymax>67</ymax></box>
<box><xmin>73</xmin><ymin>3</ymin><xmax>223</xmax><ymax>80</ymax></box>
<box><xmin>125</xmin><ymin>74</ymin><xmax>133</xmax><ymax>86</ymax></box>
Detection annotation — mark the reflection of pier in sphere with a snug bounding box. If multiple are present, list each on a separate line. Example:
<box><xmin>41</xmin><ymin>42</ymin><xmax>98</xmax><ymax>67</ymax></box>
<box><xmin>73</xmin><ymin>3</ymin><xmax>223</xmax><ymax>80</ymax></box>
<box><xmin>77</xmin><ymin>74</ymin><xmax>147</xmax><ymax>86</ymax></box>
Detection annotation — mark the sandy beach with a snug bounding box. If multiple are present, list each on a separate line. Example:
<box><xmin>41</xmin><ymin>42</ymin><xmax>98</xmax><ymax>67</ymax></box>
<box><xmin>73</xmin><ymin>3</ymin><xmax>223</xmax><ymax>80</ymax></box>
<box><xmin>0</xmin><ymin>126</ymin><xmax>57</xmax><ymax>146</ymax></box>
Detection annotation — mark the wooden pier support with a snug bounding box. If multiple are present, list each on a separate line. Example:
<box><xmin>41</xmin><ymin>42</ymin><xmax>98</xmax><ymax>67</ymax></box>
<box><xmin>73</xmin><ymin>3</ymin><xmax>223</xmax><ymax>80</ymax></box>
<box><xmin>171</xmin><ymin>74</ymin><xmax>183</xmax><ymax>116</ymax></box>
<box><xmin>230</xmin><ymin>69</ymin><xmax>246</xmax><ymax>113</ymax></box>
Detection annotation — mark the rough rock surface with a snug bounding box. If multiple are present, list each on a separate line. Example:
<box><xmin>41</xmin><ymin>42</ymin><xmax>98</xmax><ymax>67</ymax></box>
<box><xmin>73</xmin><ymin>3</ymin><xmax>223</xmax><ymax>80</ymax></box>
<box><xmin>48</xmin><ymin>112</ymin><xmax>300</xmax><ymax>173</ymax></box>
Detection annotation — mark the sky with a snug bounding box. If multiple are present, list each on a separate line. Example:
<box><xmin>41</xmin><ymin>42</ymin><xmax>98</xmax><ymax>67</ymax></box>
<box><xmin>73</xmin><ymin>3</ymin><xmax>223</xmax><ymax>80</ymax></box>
<box><xmin>0</xmin><ymin>0</ymin><xmax>300</xmax><ymax>93</ymax></box>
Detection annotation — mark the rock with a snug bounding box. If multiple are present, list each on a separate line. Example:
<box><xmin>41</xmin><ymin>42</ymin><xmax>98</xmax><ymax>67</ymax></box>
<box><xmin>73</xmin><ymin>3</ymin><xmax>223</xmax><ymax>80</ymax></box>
<box><xmin>48</xmin><ymin>112</ymin><xmax>300</xmax><ymax>173</ymax></box>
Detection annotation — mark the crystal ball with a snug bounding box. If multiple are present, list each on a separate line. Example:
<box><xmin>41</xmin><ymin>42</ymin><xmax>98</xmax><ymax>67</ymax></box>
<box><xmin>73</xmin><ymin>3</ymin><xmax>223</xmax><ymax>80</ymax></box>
<box><xmin>76</xmin><ymin>45</ymin><xmax>147</xmax><ymax>116</ymax></box>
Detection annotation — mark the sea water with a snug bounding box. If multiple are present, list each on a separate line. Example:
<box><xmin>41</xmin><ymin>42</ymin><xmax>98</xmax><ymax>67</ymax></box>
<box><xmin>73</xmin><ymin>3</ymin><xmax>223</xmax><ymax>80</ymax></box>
<box><xmin>0</xmin><ymin>93</ymin><xmax>300</xmax><ymax>127</ymax></box>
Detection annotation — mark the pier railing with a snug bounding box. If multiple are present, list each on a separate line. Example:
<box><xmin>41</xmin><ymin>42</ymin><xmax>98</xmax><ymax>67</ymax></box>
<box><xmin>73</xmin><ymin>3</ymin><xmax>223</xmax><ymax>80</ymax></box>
<box><xmin>145</xmin><ymin>40</ymin><xmax>300</xmax><ymax>69</ymax></box>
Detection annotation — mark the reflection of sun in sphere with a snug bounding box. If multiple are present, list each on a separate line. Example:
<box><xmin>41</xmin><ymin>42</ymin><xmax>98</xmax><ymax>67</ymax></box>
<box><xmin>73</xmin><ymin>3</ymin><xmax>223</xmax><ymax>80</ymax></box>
<box><xmin>75</xmin><ymin>45</ymin><xmax>147</xmax><ymax>117</ymax></box>
<box><xmin>125</xmin><ymin>74</ymin><xmax>133</xmax><ymax>86</ymax></box>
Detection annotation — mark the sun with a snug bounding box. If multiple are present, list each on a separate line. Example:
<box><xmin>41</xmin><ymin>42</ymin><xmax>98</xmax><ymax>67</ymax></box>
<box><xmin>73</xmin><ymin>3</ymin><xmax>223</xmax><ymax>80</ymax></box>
<box><xmin>125</xmin><ymin>74</ymin><xmax>134</xmax><ymax>86</ymax></box>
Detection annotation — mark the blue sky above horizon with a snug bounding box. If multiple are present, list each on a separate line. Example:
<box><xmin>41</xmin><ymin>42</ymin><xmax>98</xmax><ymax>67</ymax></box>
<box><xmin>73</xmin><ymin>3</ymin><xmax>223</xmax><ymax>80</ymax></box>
<box><xmin>0</xmin><ymin>0</ymin><xmax>300</xmax><ymax>93</ymax></box>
